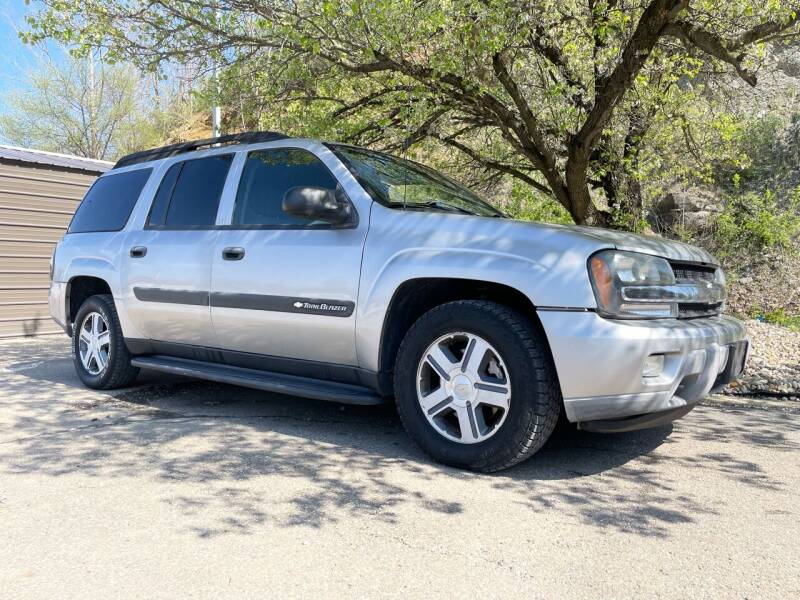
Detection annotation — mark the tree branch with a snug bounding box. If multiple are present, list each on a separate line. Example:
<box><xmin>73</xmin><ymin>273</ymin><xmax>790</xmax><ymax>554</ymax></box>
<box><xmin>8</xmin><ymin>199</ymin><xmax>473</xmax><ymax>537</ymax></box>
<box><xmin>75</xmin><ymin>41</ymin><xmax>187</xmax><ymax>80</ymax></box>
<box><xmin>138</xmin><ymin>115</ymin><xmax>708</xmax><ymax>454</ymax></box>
<box><xmin>735</xmin><ymin>12</ymin><xmax>800</xmax><ymax>47</ymax></box>
<box><xmin>565</xmin><ymin>0</ymin><xmax>688</xmax><ymax>222</ymax></box>
<box><xmin>526</xmin><ymin>25</ymin><xmax>591</xmax><ymax>111</ymax></box>
<box><xmin>435</xmin><ymin>135</ymin><xmax>552</xmax><ymax>195</ymax></box>
<box><xmin>384</xmin><ymin>106</ymin><xmax>450</xmax><ymax>151</ymax></box>
<box><xmin>664</xmin><ymin>11</ymin><xmax>800</xmax><ymax>87</ymax></box>
<box><xmin>664</xmin><ymin>21</ymin><xmax>757</xmax><ymax>86</ymax></box>
<box><xmin>331</xmin><ymin>85</ymin><xmax>416</xmax><ymax>117</ymax></box>
<box><xmin>359</xmin><ymin>49</ymin><xmax>571</xmax><ymax>207</ymax></box>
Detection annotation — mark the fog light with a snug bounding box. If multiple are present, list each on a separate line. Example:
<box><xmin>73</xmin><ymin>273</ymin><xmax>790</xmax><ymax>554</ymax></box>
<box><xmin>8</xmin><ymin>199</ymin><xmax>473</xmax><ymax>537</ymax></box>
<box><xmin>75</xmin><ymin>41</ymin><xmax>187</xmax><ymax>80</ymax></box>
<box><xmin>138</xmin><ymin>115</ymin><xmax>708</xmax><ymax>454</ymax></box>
<box><xmin>643</xmin><ymin>354</ymin><xmax>665</xmax><ymax>378</ymax></box>
<box><xmin>718</xmin><ymin>346</ymin><xmax>729</xmax><ymax>374</ymax></box>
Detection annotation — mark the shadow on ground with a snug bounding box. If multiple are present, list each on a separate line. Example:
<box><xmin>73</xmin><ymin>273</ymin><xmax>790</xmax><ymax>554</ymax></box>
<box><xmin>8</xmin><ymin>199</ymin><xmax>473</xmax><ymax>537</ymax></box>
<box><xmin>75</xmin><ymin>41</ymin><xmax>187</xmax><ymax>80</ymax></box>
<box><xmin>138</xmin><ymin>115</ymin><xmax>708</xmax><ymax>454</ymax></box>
<box><xmin>0</xmin><ymin>337</ymin><xmax>792</xmax><ymax>539</ymax></box>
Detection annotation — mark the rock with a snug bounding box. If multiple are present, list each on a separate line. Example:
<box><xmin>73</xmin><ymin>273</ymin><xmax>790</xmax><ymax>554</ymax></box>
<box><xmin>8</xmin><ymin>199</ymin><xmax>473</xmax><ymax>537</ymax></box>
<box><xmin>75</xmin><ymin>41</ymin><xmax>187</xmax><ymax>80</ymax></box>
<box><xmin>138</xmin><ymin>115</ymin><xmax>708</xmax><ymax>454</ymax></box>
<box><xmin>722</xmin><ymin>319</ymin><xmax>800</xmax><ymax>399</ymax></box>
<box><xmin>649</xmin><ymin>186</ymin><xmax>723</xmax><ymax>234</ymax></box>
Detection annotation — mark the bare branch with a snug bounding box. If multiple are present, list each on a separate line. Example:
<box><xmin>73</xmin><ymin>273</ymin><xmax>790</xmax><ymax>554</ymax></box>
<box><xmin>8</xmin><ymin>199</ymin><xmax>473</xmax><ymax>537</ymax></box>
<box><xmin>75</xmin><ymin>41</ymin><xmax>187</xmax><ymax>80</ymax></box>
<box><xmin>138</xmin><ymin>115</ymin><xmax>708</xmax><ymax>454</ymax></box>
<box><xmin>664</xmin><ymin>11</ymin><xmax>800</xmax><ymax>87</ymax></box>
<box><xmin>664</xmin><ymin>21</ymin><xmax>757</xmax><ymax>86</ymax></box>
<box><xmin>435</xmin><ymin>135</ymin><xmax>552</xmax><ymax>195</ymax></box>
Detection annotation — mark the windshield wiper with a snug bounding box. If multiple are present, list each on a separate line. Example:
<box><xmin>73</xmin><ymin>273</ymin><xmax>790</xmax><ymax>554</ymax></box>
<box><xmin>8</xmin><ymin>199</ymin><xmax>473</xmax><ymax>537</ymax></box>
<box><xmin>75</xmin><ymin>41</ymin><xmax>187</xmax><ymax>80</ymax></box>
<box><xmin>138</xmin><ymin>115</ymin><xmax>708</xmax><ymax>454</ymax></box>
<box><xmin>394</xmin><ymin>200</ymin><xmax>476</xmax><ymax>215</ymax></box>
<box><xmin>421</xmin><ymin>201</ymin><xmax>506</xmax><ymax>218</ymax></box>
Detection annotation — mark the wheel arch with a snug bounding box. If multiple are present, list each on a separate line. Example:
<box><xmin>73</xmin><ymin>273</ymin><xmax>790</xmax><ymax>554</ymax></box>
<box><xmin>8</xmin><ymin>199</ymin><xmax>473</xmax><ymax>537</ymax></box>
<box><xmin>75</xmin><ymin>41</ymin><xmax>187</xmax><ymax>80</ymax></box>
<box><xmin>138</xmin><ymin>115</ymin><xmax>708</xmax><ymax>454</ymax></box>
<box><xmin>373</xmin><ymin>277</ymin><xmax>556</xmax><ymax>395</ymax></box>
<box><xmin>66</xmin><ymin>275</ymin><xmax>113</xmax><ymax>331</ymax></box>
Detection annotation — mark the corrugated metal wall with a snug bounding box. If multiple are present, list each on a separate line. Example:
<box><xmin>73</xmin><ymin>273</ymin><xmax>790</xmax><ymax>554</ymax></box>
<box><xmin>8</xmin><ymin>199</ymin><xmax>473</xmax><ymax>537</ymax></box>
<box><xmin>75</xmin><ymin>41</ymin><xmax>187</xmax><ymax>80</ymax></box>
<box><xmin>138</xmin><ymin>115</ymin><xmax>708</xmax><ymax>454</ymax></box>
<box><xmin>0</xmin><ymin>162</ymin><xmax>97</xmax><ymax>338</ymax></box>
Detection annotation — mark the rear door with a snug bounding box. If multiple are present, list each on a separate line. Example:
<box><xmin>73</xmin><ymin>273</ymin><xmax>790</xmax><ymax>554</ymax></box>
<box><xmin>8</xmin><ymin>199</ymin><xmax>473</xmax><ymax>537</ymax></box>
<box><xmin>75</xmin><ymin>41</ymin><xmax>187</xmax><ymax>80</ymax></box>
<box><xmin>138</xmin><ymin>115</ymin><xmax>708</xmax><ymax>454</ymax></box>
<box><xmin>120</xmin><ymin>154</ymin><xmax>234</xmax><ymax>347</ymax></box>
<box><xmin>209</xmin><ymin>144</ymin><xmax>368</xmax><ymax>366</ymax></box>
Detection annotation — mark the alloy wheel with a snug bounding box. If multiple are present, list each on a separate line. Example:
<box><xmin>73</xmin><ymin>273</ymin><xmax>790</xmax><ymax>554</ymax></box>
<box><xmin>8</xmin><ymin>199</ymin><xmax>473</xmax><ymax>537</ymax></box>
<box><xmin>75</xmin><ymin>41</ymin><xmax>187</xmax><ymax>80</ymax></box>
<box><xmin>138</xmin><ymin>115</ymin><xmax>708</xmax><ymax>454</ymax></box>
<box><xmin>78</xmin><ymin>311</ymin><xmax>111</xmax><ymax>375</ymax></box>
<box><xmin>416</xmin><ymin>331</ymin><xmax>511</xmax><ymax>444</ymax></box>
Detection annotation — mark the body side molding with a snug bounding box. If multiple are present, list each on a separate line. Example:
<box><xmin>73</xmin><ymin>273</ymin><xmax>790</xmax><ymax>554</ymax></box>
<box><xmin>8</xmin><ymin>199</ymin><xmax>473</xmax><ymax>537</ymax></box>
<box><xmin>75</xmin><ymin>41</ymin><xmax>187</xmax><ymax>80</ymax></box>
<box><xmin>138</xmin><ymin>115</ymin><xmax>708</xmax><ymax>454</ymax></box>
<box><xmin>132</xmin><ymin>288</ymin><xmax>355</xmax><ymax>317</ymax></box>
<box><xmin>133</xmin><ymin>287</ymin><xmax>209</xmax><ymax>306</ymax></box>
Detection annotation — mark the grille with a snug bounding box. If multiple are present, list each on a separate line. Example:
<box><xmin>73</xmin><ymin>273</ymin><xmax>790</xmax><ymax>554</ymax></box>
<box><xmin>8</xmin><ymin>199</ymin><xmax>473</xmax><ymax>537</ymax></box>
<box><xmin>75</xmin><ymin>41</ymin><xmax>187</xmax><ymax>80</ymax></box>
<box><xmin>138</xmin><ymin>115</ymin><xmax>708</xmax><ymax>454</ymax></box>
<box><xmin>670</xmin><ymin>261</ymin><xmax>722</xmax><ymax>318</ymax></box>
<box><xmin>671</xmin><ymin>264</ymin><xmax>716</xmax><ymax>283</ymax></box>
<box><xmin>678</xmin><ymin>302</ymin><xmax>724</xmax><ymax>318</ymax></box>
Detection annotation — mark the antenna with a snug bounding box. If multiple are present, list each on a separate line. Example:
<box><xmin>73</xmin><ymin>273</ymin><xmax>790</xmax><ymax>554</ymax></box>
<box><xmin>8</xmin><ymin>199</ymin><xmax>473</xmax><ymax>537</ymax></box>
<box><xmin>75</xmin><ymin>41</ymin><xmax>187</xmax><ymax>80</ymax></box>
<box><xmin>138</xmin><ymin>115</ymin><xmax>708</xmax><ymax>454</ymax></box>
<box><xmin>212</xmin><ymin>105</ymin><xmax>222</xmax><ymax>138</ymax></box>
<box><xmin>211</xmin><ymin>3</ymin><xmax>222</xmax><ymax>137</ymax></box>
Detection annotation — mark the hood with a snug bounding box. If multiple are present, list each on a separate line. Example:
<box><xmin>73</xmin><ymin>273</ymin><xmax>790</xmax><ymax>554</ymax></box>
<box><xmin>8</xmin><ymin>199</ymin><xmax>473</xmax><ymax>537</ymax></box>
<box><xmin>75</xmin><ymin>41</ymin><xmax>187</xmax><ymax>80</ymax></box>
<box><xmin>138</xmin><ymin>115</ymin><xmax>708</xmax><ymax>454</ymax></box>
<box><xmin>370</xmin><ymin>204</ymin><xmax>719</xmax><ymax>266</ymax></box>
<box><xmin>555</xmin><ymin>224</ymin><xmax>719</xmax><ymax>266</ymax></box>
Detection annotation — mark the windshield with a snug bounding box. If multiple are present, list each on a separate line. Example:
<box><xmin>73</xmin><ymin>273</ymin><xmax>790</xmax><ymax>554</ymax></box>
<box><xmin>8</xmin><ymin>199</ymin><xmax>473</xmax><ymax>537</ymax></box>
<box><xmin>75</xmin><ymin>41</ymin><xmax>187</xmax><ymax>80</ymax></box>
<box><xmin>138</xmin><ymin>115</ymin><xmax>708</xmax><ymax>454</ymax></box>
<box><xmin>329</xmin><ymin>144</ymin><xmax>504</xmax><ymax>218</ymax></box>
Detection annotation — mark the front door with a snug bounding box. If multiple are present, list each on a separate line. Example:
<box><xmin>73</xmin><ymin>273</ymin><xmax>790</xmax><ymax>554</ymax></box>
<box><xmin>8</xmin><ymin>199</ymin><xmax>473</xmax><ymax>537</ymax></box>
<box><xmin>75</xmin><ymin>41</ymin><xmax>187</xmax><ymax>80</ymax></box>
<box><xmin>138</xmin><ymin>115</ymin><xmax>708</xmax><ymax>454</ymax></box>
<box><xmin>210</xmin><ymin>145</ymin><xmax>368</xmax><ymax>365</ymax></box>
<box><xmin>121</xmin><ymin>154</ymin><xmax>234</xmax><ymax>347</ymax></box>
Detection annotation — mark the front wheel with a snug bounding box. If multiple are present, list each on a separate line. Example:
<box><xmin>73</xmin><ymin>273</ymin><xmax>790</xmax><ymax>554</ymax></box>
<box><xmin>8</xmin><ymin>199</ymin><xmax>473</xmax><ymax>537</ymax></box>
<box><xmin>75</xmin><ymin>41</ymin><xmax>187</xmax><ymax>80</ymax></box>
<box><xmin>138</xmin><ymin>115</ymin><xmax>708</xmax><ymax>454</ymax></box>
<box><xmin>72</xmin><ymin>294</ymin><xmax>139</xmax><ymax>389</ymax></box>
<box><xmin>394</xmin><ymin>300</ymin><xmax>560</xmax><ymax>472</ymax></box>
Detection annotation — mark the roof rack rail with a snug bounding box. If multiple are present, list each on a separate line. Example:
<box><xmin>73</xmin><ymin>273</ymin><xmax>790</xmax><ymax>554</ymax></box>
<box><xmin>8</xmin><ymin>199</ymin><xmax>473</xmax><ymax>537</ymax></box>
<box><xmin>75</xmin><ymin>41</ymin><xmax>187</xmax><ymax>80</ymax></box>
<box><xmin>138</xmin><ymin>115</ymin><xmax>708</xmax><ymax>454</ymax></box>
<box><xmin>113</xmin><ymin>131</ymin><xmax>290</xmax><ymax>169</ymax></box>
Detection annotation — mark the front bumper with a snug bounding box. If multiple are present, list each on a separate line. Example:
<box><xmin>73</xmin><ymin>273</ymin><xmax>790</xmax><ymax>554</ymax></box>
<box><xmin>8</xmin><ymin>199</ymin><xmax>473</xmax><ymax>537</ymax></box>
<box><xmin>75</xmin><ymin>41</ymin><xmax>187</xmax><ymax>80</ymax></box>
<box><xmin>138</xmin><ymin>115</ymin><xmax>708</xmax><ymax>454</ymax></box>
<box><xmin>537</xmin><ymin>311</ymin><xmax>748</xmax><ymax>430</ymax></box>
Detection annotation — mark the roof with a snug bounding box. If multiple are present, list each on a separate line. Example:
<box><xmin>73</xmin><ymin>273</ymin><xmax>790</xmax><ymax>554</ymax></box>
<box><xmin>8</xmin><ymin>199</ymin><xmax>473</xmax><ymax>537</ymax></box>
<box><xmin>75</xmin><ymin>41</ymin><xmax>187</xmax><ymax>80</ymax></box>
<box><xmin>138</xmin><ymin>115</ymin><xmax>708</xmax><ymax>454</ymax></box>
<box><xmin>0</xmin><ymin>144</ymin><xmax>113</xmax><ymax>174</ymax></box>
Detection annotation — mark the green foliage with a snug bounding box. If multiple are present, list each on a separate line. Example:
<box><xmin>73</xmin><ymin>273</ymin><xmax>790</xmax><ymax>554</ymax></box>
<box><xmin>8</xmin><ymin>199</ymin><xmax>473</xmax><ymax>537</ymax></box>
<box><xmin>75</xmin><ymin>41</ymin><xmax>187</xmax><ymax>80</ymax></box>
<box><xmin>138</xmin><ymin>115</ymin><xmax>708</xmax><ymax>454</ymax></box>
<box><xmin>502</xmin><ymin>179</ymin><xmax>573</xmax><ymax>224</ymax></box>
<box><xmin>610</xmin><ymin>206</ymin><xmax>649</xmax><ymax>233</ymax></box>
<box><xmin>0</xmin><ymin>52</ymin><xmax>197</xmax><ymax>160</ymax></box>
<box><xmin>748</xmin><ymin>307</ymin><xmax>800</xmax><ymax>330</ymax></box>
<box><xmin>713</xmin><ymin>188</ymin><xmax>800</xmax><ymax>256</ymax></box>
<box><xmin>0</xmin><ymin>55</ymin><xmax>140</xmax><ymax>159</ymax></box>
<box><xmin>714</xmin><ymin>114</ymin><xmax>784</xmax><ymax>192</ymax></box>
<box><xmin>19</xmin><ymin>0</ymin><xmax>800</xmax><ymax>224</ymax></box>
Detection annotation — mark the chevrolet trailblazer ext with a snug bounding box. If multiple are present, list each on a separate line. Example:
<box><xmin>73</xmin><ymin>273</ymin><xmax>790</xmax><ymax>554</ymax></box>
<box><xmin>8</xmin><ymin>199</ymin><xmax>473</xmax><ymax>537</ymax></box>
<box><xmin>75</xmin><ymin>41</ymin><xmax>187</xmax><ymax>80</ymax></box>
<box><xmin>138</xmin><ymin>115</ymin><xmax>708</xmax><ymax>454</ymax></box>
<box><xmin>49</xmin><ymin>131</ymin><xmax>748</xmax><ymax>472</ymax></box>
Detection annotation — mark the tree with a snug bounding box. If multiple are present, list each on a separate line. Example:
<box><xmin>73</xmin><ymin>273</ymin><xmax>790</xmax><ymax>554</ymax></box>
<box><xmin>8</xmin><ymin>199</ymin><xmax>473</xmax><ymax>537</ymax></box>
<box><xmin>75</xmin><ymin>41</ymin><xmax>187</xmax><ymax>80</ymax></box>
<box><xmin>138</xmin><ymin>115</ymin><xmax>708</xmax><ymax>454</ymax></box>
<box><xmin>24</xmin><ymin>1</ymin><xmax>800</xmax><ymax>223</ymax></box>
<box><xmin>0</xmin><ymin>52</ymin><xmax>143</xmax><ymax>160</ymax></box>
<box><xmin>1</xmin><ymin>50</ymin><xmax>204</xmax><ymax>160</ymax></box>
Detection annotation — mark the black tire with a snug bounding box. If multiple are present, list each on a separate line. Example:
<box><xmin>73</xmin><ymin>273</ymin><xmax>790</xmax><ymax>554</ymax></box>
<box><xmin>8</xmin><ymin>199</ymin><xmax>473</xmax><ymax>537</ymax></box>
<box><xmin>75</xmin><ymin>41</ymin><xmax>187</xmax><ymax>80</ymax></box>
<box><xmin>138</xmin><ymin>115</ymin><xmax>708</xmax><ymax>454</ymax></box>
<box><xmin>72</xmin><ymin>294</ymin><xmax>139</xmax><ymax>389</ymax></box>
<box><xmin>394</xmin><ymin>300</ymin><xmax>560</xmax><ymax>472</ymax></box>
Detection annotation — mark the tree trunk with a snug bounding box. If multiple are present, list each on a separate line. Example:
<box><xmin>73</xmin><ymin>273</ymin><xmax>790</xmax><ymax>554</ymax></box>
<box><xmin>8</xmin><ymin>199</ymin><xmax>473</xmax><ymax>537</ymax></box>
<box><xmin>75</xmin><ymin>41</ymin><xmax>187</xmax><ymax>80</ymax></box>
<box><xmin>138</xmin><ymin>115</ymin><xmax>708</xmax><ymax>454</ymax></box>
<box><xmin>564</xmin><ymin>145</ymin><xmax>593</xmax><ymax>224</ymax></box>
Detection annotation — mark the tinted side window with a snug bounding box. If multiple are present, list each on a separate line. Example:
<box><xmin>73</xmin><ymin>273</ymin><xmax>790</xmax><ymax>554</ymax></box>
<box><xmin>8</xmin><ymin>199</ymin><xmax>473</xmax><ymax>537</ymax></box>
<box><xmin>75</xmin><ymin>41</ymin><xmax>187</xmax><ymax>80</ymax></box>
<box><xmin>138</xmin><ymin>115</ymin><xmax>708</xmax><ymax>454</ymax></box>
<box><xmin>232</xmin><ymin>148</ymin><xmax>340</xmax><ymax>227</ymax></box>
<box><xmin>68</xmin><ymin>169</ymin><xmax>152</xmax><ymax>233</ymax></box>
<box><xmin>146</xmin><ymin>162</ymin><xmax>181</xmax><ymax>227</ymax></box>
<box><xmin>156</xmin><ymin>155</ymin><xmax>232</xmax><ymax>229</ymax></box>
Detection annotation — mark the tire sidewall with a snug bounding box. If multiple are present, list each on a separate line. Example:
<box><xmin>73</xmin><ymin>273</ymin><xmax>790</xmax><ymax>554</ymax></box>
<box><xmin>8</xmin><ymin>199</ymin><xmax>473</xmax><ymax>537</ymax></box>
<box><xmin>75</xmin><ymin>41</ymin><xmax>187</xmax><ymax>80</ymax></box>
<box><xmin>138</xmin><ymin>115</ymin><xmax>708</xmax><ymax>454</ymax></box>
<box><xmin>72</xmin><ymin>296</ymin><xmax>118</xmax><ymax>389</ymax></box>
<box><xmin>395</xmin><ymin>302</ymin><xmax>555</xmax><ymax>470</ymax></box>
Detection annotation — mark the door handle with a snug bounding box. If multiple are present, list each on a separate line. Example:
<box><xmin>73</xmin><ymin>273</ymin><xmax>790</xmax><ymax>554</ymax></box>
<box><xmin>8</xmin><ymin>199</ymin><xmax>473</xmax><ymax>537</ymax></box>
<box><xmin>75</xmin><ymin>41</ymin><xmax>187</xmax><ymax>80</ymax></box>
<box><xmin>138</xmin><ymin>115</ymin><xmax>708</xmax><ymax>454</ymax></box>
<box><xmin>130</xmin><ymin>246</ymin><xmax>147</xmax><ymax>258</ymax></box>
<box><xmin>222</xmin><ymin>247</ymin><xmax>245</xmax><ymax>261</ymax></box>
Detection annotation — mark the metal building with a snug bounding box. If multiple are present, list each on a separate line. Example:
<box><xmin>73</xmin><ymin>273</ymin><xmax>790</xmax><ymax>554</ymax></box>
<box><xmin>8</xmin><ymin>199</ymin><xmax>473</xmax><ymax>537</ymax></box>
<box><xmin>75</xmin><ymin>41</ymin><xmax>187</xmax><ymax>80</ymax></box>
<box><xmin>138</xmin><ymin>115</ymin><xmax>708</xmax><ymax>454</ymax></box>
<box><xmin>0</xmin><ymin>145</ymin><xmax>111</xmax><ymax>338</ymax></box>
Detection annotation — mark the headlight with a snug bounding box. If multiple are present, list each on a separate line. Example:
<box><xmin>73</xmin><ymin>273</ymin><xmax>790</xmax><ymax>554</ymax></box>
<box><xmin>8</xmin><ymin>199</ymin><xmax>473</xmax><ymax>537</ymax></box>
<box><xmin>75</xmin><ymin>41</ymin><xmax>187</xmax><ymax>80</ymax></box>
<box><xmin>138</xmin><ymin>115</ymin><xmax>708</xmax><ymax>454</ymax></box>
<box><xmin>588</xmin><ymin>250</ymin><xmax>727</xmax><ymax>319</ymax></box>
<box><xmin>714</xmin><ymin>266</ymin><xmax>726</xmax><ymax>288</ymax></box>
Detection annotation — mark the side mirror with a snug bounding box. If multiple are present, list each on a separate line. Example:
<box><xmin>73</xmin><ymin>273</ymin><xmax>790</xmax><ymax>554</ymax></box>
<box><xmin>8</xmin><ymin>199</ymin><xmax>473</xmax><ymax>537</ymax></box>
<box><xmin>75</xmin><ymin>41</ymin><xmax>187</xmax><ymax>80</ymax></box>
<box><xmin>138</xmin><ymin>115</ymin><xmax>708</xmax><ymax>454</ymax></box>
<box><xmin>282</xmin><ymin>186</ymin><xmax>353</xmax><ymax>225</ymax></box>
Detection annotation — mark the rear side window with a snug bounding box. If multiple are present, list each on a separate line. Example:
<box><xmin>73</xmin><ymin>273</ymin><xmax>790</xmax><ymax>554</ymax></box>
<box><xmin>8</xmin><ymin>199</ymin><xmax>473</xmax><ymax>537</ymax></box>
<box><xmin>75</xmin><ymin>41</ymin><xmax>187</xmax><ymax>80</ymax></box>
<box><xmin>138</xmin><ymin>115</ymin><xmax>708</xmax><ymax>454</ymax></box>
<box><xmin>147</xmin><ymin>155</ymin><xmax>232</xmax><ymax>229</ymax></box>
<box><xmin>146</xmin><ymin>162</ymin><xmax>180</xmax><ymax>227</ymax></box>
<box><xmin>68</xmin><ymin>169</ymin><xmax>152</xmax><ymax>233</ymax></box>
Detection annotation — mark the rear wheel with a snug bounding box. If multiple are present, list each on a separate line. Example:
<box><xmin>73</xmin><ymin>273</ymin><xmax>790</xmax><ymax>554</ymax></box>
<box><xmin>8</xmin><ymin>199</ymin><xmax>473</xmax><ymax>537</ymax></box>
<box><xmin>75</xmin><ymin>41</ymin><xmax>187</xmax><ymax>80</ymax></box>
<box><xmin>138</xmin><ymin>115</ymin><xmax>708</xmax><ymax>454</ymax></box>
<box><xmin>394</xmin><ymin>300</ymin><xmax>560</xmax><ymax>472</ymax></box>
<box><xmin>72</xmin><ymin>294</ymin><xmax>139</xmax><ymax>389</ymax></box>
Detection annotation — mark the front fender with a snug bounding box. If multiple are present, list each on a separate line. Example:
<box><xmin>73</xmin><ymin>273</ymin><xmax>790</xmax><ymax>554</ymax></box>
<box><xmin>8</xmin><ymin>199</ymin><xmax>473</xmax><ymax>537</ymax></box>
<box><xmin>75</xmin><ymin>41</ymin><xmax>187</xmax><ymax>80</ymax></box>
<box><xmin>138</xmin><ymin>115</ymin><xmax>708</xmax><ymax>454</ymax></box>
<box><xmin>355</xmin><ymin>246</ymin><xmax>596</xmax><ymax>372</ymax></box>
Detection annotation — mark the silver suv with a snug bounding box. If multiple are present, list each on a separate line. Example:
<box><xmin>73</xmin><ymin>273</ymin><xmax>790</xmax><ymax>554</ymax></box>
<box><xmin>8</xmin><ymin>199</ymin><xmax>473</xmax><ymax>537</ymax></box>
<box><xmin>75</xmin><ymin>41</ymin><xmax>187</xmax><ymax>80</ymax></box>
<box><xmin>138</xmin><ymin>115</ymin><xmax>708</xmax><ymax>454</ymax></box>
<box><xmin>49</xmin><ymin>132</ymin><xmax>748</xmax><ymax>471</ymax></box>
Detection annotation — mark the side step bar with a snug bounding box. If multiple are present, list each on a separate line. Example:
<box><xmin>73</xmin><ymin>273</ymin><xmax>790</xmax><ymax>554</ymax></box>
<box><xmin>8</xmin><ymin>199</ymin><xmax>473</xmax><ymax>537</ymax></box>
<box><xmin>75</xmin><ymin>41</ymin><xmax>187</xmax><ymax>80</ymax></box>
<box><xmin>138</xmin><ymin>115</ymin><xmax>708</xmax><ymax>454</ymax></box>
<box><xmin>130</xmin><ymin>355</ymin><xmax>385</xmax><ymax>405</ymax></box>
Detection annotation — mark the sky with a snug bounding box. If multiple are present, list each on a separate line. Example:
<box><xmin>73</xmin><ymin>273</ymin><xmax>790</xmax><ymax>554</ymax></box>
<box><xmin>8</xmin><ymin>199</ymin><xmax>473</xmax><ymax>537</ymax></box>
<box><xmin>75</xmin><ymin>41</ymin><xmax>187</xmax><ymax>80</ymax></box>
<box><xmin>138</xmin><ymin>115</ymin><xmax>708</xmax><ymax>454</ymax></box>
<box><xmin>0</xmin><ymin>0</ymin><xmax>66</xmax><ymax>110</ymax></box>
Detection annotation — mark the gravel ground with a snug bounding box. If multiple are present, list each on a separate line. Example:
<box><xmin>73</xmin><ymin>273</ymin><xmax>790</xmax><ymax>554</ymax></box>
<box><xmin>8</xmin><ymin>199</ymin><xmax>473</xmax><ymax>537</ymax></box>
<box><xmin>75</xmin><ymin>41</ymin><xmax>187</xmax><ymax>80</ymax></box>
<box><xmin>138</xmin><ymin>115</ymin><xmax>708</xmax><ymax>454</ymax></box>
<box><xmin>725</xmin><ymin>320</ymin><xmax>800</xmax><ymax>398</ymax></box>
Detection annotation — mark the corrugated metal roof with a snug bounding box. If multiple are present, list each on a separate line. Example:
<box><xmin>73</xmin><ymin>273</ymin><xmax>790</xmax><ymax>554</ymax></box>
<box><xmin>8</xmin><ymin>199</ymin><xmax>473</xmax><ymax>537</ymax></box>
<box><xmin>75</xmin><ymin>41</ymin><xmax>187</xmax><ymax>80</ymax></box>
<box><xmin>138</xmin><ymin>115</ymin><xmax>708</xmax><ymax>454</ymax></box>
<box><xmin>0</xmin><ymin>144</ymin><xmax>112</xmax><ymax>173</ymax></box>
